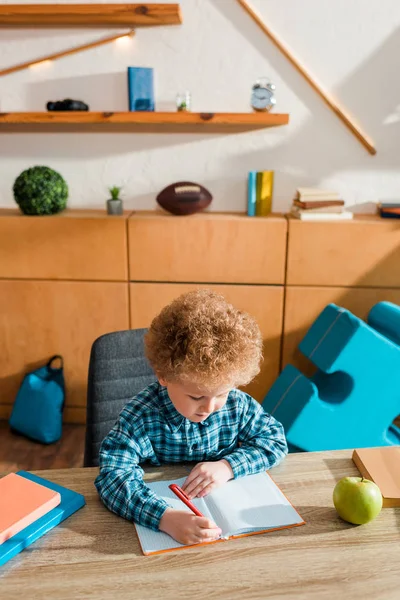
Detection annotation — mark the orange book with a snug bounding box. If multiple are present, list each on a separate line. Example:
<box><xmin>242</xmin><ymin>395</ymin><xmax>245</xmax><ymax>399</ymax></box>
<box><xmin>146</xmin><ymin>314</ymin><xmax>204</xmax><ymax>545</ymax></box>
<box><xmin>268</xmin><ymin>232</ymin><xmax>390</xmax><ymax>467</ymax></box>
<box><xmin>0</xmin><ymin>473</ymin><xmax>61</xmax><ymax>545</ymax></box>
<box><xmin>352</xmin><ymin>447</ymin><xmax>400</xmax><ymax>507</ymax></box>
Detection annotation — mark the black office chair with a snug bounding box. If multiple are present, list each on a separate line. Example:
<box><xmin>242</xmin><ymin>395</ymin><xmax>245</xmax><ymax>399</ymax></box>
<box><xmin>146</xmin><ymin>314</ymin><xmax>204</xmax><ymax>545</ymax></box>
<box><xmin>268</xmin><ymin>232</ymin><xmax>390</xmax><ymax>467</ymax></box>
<box><xmin>84</xmin><ymin>329</ymin><xmax>156</xmax><ymax>467</ymax></box>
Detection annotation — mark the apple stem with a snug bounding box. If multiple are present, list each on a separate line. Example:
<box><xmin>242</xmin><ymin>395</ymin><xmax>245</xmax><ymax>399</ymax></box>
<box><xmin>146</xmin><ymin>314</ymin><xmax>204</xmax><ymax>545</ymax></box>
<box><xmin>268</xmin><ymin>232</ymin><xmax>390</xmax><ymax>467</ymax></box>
<box><xmin>361</xmin><ymin>477</ymin><xmax>364</xmax><ymax>482</ymax></box>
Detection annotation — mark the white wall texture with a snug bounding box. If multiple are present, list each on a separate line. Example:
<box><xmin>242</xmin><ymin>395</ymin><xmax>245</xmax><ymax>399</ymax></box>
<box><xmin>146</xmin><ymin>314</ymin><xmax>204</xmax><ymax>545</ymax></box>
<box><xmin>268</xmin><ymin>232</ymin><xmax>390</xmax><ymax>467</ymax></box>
<box><xmin>0</xmin><ymin>0</ymin><xmax>399</xmax><ymax>212</ymax></box>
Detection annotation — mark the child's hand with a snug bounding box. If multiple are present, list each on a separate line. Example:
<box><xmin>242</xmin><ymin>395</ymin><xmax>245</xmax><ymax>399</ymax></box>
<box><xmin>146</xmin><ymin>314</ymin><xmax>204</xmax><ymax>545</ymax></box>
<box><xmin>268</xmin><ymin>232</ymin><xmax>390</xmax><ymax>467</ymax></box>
<box><xmin>159</xmin><ymin>509</ymin><xmax>222</xmax><ymax>545</ymax></box>
<box><xmin>182</xmin><ymin>459</ymin><xmax>234</xmax><ymax>499</ymax></box>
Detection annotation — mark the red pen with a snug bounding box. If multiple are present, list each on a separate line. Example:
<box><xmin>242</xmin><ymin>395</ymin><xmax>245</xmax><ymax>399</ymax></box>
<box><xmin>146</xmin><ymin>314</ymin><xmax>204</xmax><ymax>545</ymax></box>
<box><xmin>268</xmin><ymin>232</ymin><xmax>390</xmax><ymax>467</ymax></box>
<box><xmin>169</xmin><ymin>484</ymin><xmax>205</xmax><ymax>517</ymax></box>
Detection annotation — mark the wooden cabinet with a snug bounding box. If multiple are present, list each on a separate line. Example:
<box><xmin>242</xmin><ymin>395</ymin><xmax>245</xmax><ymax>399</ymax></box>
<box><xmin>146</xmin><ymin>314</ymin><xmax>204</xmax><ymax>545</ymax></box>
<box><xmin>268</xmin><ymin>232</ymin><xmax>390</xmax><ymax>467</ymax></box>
<box><xmin>130</xmin><ymin>282</ymin><xmax>284</xmax><ymax>402</ymax></box>
<box><xmin>2</xmin><ymin>210</ymin><xmax>397</xmax><ymax>423</ymax></box>
<box><xmin>0</xmin><ymin>280</ymin><xmax>129</xmax><ymax>423</ymax></box>
<box><xmin>283</xmin><ymin>215</ymin><xmax>400</xmax><ymax>381</ymax></box>
<box><xmin>128</xmin><ymin>213</ymin><xmax>287</xmax><ymax>403</ymax></box>
<box><xmin>0</xmin><ymin>209</ymin><xmax>129</xmax><ymax>281</ymax></box>
<box><xmin>282</xmin><ymin>286</ymin><xmax>400</xmax><ymax>375</ymax></box>
<box><xmin>286</xmin><ymin>216</ymin><xmax>400</xmax><ymax>287</ymax></box>
<box><xmin>128</xmin><ymin>212</ymin><xmax>287</xmax><ymax>284</ymax></box>
<box><xmin>0</xmin><ymin>209</ymin><xmax>287</xmax><ymax>422</ymax></box>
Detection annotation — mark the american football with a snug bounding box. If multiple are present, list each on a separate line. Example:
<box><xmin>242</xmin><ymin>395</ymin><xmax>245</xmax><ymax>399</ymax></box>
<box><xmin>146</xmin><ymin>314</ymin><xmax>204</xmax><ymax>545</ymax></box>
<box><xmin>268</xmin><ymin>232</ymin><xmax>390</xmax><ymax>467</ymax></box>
<box><xmin>156</xmin><ymin>181</ymin><xmax>212</xmax><ymax>215</ymax></box>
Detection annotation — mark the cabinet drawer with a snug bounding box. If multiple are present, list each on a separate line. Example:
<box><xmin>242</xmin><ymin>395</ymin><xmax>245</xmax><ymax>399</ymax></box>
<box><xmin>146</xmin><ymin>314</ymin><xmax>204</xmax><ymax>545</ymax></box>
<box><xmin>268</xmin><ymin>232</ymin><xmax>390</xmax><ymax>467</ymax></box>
<box><xmin>0</xmin><ymin>280</ymin><xmax>129</xmax><ymax>420</ymax></box>
<box><xmin>130</xmin><ymin>282</ymin><xmax>284</xmax><ymax>402</ymax></box>
<box><xmin>0</xmin><ymin>209</ymin><xmax>129</xmax><ymax>281</ymax></box>
<box><xmin>128</xmin><ymin>212</ymin><xmax>287</xmax><ymax>284</ymax></box>
<box><xmin>287</xmin><ymin>216</ymin><xmax>400</xmax><ymax>287</ymax></box>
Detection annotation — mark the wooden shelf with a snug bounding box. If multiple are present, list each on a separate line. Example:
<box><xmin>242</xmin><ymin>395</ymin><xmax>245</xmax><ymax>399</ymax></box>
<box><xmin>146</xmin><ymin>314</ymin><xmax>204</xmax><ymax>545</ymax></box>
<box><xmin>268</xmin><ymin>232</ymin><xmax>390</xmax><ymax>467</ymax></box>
<box><xmin>0</xmin><ymin>4</ymin><xmax>182</xmax><ymax>28</ymax></box>
<box><xmin>0</xmin><ymin>111</ymin><xmax>290</xmax><ymax>133</ymax></box>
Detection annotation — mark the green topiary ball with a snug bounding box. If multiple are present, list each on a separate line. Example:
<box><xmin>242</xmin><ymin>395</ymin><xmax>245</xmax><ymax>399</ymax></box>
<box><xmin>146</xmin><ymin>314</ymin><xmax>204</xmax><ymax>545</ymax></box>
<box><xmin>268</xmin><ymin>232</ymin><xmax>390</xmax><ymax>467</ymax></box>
<box><xmin>13</xmin><ymin>166</ymin><xmax>68</xmax><ymax>215</ymax></box>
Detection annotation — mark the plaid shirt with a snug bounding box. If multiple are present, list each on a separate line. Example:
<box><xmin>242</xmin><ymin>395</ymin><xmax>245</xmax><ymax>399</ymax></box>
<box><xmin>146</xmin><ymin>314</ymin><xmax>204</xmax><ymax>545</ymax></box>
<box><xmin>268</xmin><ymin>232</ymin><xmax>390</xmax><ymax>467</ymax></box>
<box><xmin>95</xmin><ymin>382</ymin><xmax>287</xmax><ymax>531</ymax></box>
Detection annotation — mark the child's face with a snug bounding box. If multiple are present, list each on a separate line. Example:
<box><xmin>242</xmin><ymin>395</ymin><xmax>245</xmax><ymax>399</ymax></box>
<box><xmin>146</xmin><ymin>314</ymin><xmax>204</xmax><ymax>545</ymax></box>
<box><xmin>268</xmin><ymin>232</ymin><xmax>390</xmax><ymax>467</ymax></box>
<box><xmin>159</xmin><ymin>378</ymin><xmax>232</xmax><ymax>422</ymax></box>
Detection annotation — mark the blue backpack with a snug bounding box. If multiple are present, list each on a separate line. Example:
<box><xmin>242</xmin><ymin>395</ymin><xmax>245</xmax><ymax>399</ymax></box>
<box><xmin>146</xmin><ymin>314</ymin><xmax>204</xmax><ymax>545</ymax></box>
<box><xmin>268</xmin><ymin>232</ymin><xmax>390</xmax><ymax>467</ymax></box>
<box><xmin>9</xmin><ymin>355</ymin><xmax>65</xmax><ymax>444</ymax></box>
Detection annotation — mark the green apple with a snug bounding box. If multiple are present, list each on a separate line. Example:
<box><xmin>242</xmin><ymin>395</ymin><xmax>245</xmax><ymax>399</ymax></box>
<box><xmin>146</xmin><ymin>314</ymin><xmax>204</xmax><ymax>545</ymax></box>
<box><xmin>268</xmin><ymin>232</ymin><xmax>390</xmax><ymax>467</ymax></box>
<box><xmin>333</xmin><ymin>476</ymin><xmax>383</xmax><ymax>525</ymax></box>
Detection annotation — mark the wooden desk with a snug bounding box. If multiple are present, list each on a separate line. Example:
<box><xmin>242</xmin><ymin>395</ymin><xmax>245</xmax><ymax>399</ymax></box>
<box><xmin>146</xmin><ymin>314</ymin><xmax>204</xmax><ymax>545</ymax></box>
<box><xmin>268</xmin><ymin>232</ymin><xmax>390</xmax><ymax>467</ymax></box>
<box><xmin>1</xmin><ymin>451</ymin><xmax>399</xmax><ymax>599</ymax></box>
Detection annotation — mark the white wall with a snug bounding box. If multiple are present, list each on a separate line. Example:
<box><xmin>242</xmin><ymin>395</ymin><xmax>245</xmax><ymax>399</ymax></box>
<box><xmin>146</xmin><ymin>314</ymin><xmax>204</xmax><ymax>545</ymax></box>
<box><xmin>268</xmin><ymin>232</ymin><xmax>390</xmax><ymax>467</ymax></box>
<box><xmin>0</xmin><ymin>0</ymin><xmax>399</xmax><ymax>212</ymax></box>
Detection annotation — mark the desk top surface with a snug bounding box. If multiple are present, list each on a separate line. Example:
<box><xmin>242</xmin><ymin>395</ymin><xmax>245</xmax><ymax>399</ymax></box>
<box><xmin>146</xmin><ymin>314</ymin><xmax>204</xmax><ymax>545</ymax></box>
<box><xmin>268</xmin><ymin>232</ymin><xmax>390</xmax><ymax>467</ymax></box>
<box><xmin>1</xmin><ymin>450</ymin><xmax>399</xmax><ymax>600</ymax></box>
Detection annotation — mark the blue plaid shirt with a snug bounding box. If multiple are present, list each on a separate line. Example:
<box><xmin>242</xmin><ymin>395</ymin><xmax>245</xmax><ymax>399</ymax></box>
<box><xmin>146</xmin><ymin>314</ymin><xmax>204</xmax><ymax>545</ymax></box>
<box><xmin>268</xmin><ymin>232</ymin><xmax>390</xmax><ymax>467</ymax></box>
<box><xmin>95</xmin><ymin>382</ymin><xmax>287</xmax><ymax>530</ymax></box>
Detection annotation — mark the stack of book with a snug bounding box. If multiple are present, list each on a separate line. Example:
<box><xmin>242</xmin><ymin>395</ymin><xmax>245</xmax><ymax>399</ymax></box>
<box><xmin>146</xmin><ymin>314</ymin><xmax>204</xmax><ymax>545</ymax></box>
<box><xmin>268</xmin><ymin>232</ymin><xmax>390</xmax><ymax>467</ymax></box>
<box><xmin>378</xmin><ymin>200</ymin><xmax>400</xmax><ymax>219</ymax></box>
<box><xmin>289</xmin><ymin>188</ymin><xmax>353</xmax><ymax>221</ymax></box>
<box><xmin>0</xmin><ymin>471</ymin><xmax>85</xmax><ymax>566</ymax></box>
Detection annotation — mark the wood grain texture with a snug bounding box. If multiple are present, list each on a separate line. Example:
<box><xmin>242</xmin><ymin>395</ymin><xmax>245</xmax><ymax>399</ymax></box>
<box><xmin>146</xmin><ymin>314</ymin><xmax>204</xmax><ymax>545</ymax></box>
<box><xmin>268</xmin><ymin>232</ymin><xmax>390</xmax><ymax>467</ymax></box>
<box><xmin>130</xmin><ymin>282</ymin><xmax>284</xmax><ymax>402</ymax></box>
<box><xmin>0</xmin><ymin>209</ymin><xmax>129</xmax><ymax>281</ymax></box>
<box><xmin>0</xmin><ymin>404</ymin><xmax>86</xmax><ymax>425</ymax></box>
<box><xmin>236</xmin><ymin>0</ymin><xmax>376</xmax><ymax>155</ymax></box>
<box><xmin>128</xmin><ymin>212</ymin><xmax>287</xmax><ymax>284</ymax></box>
<box><xmin>286</xmin><ymin>215</ymin><xmax>400</xmax><ymax>287</ymax></box>
<box><xmin>1</xmin><ymin>451</ymin><xmax>399</xmax><ymax>599</ymax></box>
<box><xmin>0</xmin><ymin>4</ymin><xmax>182</xmax><ymax>27</ymax></box>
<box><xmin>0</xmin><ymin>31</ymin><xmax>135</xmax><ymax>78</ymax></box>
<box><xmin>0</xmin><ymin>111</ymin><xmax>289</xmax><ymax>133</ymax></box>
<box><xmin>282</xmin><ymin>285</ymin><xmax>400</xmax><ymax>376</ymax></box>
<box><xmin>0</xmin><ymin>421</ymin><xmax>85</xmax><ymax>472</ymax></box>
<box><xmin>0</xmin><ymin>280</ymin><xmax>129</xmax><ymax>416</ymax></box>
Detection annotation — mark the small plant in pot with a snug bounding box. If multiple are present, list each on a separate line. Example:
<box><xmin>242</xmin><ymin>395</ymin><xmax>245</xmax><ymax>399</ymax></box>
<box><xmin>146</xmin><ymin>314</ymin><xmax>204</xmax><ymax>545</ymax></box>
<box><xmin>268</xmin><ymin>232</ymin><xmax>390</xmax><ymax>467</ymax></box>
<box><xmin>107</xmin><ymin>186</ymin><xmax>123</xmax><ymax>215</ymax></box>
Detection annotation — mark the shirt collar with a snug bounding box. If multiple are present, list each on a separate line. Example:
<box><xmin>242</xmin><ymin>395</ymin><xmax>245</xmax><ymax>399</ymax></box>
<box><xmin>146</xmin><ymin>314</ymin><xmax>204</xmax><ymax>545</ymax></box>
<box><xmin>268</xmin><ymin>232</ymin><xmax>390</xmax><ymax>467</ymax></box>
<box><xmin>157</xmin><ymin>383</ymin><xmax>210</xmax><ymax>431</ymax></box>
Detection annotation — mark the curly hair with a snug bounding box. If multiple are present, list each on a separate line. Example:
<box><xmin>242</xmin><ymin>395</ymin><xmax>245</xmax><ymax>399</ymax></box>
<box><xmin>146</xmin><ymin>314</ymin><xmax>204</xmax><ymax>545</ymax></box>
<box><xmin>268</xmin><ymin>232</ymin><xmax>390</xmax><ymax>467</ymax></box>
<box><xmin>144</xmin><ymin>289</ymin><xmax>263</xmax><ymax>389</ymax></box>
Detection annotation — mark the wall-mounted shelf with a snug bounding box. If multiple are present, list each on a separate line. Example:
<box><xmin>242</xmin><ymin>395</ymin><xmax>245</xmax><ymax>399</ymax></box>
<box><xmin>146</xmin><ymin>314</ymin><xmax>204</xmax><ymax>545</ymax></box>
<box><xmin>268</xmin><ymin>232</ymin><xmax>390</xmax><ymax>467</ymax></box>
<box><xmin>0</xmin><ymin>111</ymin><xmax>290</xmax><ymax>133</ymax></box>
<box><xmin>0</xmin><ymin>4</ymin><xmax>182</xmax><ymax>28</ymax></box>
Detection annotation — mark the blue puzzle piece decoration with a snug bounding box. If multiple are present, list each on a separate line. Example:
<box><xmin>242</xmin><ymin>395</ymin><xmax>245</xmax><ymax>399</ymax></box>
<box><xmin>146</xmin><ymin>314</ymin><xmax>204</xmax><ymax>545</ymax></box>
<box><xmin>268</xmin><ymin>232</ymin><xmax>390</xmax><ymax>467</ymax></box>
<box><xmin>262</xmin><ymin>301</ymin><xmax>400</xmax><ymax>451</ymax></box>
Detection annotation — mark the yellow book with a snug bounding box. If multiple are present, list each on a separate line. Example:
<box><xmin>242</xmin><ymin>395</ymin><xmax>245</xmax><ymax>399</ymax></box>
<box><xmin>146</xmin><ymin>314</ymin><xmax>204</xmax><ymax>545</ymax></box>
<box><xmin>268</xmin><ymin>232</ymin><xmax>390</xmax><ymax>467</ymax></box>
<box><xmin>256</xmin><ymin>171</ymin><xmax>274</xmax><ymax>216</ymax></box>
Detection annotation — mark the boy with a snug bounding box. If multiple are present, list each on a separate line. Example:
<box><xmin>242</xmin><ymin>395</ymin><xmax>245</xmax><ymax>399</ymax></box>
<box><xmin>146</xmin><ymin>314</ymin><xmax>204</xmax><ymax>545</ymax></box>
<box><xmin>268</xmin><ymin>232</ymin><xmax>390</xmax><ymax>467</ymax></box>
<box><xmin>95</xmin><ymin>289</ymin><xmax>287</xmax><ymax>546</ymax></box>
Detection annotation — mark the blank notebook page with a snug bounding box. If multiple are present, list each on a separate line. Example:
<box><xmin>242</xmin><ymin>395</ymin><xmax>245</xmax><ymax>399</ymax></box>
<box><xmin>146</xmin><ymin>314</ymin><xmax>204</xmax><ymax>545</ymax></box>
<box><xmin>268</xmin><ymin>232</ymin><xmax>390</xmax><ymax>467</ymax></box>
<box><xmin>205</xmin><ymin>472</ymin><xmax>304</xmax><ymax>537</ymax></box>
<box><xmin>135</xmin><ymin>473</ymin><xmax>303</xmax><ymax>554</ymax></box>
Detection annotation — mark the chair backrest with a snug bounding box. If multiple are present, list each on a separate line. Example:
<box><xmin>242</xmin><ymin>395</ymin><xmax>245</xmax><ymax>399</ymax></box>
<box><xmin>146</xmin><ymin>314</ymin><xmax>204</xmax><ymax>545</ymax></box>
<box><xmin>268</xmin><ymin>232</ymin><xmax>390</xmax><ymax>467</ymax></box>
<box><xmin>84</xmin><ymin>329</ymin><xmax>157</xmax><ymax>467</ymax></box>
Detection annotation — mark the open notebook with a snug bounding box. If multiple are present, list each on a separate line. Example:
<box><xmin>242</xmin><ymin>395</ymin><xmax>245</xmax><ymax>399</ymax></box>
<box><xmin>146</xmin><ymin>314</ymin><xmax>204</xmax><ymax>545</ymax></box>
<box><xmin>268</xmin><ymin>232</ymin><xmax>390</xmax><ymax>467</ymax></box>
<box><xmin>135</xmin><ymin>472</ymin><xmax>305</xmax><ymax>555</ymax></box>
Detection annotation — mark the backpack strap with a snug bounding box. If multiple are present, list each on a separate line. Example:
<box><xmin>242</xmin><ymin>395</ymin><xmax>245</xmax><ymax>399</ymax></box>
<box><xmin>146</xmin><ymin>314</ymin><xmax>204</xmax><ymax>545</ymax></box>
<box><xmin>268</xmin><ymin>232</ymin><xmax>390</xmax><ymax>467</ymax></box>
<box><xmin>47</xmin><ymin>355</ymin><xmax>64</xmax><ymax>371</ymax></box>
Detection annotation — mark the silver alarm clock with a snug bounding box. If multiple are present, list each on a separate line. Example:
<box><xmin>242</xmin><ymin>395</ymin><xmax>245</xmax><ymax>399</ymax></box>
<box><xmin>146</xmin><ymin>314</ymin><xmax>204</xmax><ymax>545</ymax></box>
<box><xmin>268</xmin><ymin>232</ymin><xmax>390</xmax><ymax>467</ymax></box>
<box><xmin>251</xmin><ymin>77</ymin><xmax>276</xmax><ymax>112</ymax></box>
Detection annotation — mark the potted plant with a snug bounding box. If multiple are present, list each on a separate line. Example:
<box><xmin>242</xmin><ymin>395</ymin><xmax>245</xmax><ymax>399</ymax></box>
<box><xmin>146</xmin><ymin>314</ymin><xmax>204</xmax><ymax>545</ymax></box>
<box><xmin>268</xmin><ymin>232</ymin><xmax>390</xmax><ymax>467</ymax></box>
<box><xmin>106</xmin><ymin>186</ymin><xmax>123</xmax><ymax>215</ymax></box>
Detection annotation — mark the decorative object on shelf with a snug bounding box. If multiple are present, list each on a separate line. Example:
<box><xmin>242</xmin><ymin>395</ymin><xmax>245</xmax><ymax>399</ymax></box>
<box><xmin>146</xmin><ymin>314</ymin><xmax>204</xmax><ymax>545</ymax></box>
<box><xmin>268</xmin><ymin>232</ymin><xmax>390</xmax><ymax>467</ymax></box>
<box><xmin>237</xmin><ymin>0</ymin><xmax>376</xmax><ymax>155</ymax></box>
<box><xmin>0</xmin><ymin>31</ymin><xmax>135</xmax><ymax>78</ymax></box>
<box><xmin>13</xmin><ymin>166</ymin><xmax>68</xmax><ymax>215</ymax></box>
<box><xmin>377</xmin><ymin>199</ymin><xmax>400</xmax><ymax>219</ymax></box>
<box><xmin>251</xmin><ymin>78</ymin><xmax>276</xmax><ymax>112</ymax></box>
<box><xmin>156</xmin><ymin>181</ymin><xmax>212</xmax><ymax>215</ymax></box>
<box><xmin>47</xmin><ymin>99</ymin><xmax>89</xmax><ymax>111</ymax></box>
<box><xmin>127</xmin><ymin>67</ymin><xmax>154</xmax><ymax>111</ymax></box>
<box><xmin>289</xmin><ymin>187</ymin><xmax>352</xmax><ymax>221</ymax></box>
<box><xmin>176</xmin><ymin>91</ymin><xmax>191</xmax><ymax>112</ymax></box>
<box><xmin>106</xmin><ymin>186</ymin><xmax>124</xmax><ymax>215</ymax></box>
<box><xmin>247</xmin><ymin>171</ymin><xmax>257</xmax><ymax>216</ymax></box>
<box><xmin>256</xmin><ymin>171</ymin><xmax>274</xmax><ymax>215</ymax></box>
<box><xmin>247</xmin><ymin>171</ymin><xmax>274</xmax><ymax>216</ymax></box>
